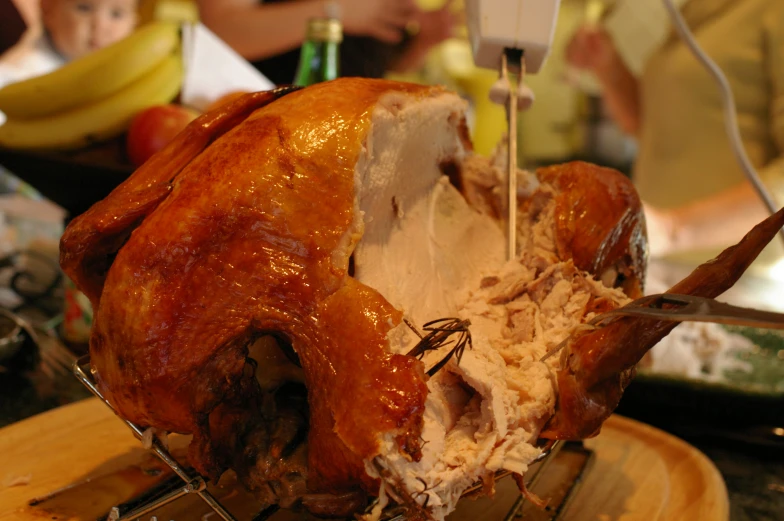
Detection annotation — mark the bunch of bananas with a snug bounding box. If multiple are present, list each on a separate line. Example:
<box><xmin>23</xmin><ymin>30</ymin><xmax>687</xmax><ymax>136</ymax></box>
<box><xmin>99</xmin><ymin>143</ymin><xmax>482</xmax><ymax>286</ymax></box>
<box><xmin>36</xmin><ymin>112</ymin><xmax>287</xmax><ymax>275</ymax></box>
<box><xmin>0</xmin><ymin>22</ymin><xmax>183</xmax><ymax>151</ymax></box>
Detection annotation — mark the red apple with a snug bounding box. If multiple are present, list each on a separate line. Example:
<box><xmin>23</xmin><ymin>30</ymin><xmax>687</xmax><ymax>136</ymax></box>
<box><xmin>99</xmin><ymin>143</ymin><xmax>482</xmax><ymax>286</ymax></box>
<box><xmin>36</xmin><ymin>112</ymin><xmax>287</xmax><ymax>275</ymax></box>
<box><xmin>126</xmin><ymin>104</ymin><xmax>200</xmax><ymax>167</ymax></box>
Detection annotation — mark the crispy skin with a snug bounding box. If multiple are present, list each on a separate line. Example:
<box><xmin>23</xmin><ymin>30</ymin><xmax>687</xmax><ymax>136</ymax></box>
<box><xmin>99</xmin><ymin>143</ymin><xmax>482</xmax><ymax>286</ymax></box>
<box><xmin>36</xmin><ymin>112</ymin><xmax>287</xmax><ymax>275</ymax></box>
<box><xmin>536</xmin><ymin>162</ymin><xmax>647</xmax><ymax>299</ymax></box>
<box><xmin>307</xmin><ymin>279</ymin><xmax>427</xmax><ymax>492</ymax></box>
<box><xmin>59</xmin><ymin>79</ymin><xmax>432</xmax><ymax>491</ymax></box>
<box><xmin>542</xmin><ymin>207</ymin><xmax>784</xmax><ymax>440</ymax></box>
<box><xmin>60</xmin><ymin>87</ymin><xmax>299</xmax><ymax>304</ymax></box>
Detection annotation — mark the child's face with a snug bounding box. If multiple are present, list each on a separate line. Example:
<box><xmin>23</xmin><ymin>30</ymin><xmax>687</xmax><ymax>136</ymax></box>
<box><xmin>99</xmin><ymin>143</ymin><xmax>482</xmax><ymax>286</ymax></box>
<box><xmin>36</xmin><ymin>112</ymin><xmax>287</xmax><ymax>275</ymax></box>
<box><xmin>42</xmin><ymin>0</ymin><xmax>139</xmax><ymax>60</ymax></box>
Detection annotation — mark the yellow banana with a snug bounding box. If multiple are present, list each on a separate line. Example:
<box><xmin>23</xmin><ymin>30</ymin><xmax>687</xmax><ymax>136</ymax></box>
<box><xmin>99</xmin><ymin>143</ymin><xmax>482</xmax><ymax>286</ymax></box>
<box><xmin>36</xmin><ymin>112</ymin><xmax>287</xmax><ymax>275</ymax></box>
<box><xmin>0</xmin><ymin>22</ymin><xmax>180</xmax><ymax>120</ymax></box>
<box><xmin>0</xmin><ymin>55</ymin><xmax>182</xmax><ymax>151</ymax></box>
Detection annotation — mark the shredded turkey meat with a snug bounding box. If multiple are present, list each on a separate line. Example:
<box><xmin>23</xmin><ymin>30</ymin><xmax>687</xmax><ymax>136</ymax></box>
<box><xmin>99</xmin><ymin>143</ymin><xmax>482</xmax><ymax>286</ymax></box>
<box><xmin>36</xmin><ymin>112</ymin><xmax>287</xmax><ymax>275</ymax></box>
<box><xmin>361</xmin><ymin>160</ymin><xmax>634</xmax><ymax>519</ymax></box>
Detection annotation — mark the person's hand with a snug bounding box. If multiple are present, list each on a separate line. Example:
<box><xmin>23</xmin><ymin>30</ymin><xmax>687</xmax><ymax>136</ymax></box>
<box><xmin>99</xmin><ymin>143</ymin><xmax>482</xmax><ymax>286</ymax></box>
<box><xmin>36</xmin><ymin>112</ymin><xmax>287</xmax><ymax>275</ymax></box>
<box><xmin>337</xmin><ymin>0</ymin><xmax>417</xmax><ymax>43</ymax></box>
<box><xmin>412</xmin><ymin>0</ymin><xmax>458</xmax><ymax>50</ymax></box>
<box><xmin>565</xmin><ymin>25</ymin><xmax>617</xmax><ymax>73</ymax></box>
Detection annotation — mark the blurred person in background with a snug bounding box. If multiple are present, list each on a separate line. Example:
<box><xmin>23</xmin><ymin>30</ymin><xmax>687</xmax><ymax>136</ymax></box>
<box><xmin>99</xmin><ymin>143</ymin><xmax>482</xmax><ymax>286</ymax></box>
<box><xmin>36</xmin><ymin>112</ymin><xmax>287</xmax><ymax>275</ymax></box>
<box><xmin>0</xmin><ymin>0</ymin><xmax>29</xmax><ymax>56</ymax></box>
<box><xmin>0</xmin><ymin>0</ymin><xmax>139</xmax><ymax>87</ymax></box>
<box><xmin>197</xmin><ymin>0</ymin><xmax>457</xmax><ymax>85</ymax></box>
<box><xmin>566</xmin><ymin>0</ymin><xmax>784</xmax><ymax>264</ymax></box>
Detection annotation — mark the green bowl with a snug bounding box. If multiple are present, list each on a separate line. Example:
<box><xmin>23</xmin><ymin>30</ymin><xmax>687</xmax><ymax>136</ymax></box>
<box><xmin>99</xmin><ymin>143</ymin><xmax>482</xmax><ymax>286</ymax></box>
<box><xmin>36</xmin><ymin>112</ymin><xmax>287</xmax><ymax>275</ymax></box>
<box><xmin>626</xmin><ymin>325</ymin><xmax>784</xmax><ymax>427</ymax></box>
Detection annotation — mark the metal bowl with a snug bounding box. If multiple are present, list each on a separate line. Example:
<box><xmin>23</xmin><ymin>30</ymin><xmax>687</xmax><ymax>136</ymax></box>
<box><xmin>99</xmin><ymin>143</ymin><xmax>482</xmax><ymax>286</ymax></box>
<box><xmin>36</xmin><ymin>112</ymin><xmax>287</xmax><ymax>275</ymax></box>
<box><xmin>0</xmin><ymin>313</ymin><xmax>24</xmax><ymax>363</ymax></box>
<box><xmin>0</xmin><ymin>311</ymin><xmax>24</xmax><ymax>363</ymax></box>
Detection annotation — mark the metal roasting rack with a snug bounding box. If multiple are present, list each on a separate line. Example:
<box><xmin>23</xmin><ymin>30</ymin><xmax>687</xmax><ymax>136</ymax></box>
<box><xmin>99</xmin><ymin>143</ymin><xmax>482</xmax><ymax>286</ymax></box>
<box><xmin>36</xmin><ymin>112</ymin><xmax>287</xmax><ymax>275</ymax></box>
<box><xmin>74</xmin><ymin>355</ymin><xmax>238</xmax><ymax>521</ymax></box>
<box><xmin>74</xmin><ymin>355</ymin><xmax>564</xmax><ymax>521</ymax></box>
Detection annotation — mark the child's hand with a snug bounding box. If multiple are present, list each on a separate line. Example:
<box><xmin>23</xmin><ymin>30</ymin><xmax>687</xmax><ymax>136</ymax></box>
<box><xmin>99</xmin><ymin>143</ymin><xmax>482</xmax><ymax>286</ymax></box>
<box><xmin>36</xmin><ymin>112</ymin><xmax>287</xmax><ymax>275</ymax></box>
<box><xmin>413</xmin><ymin>0</ymin><xmax>458</xmax><ymax>50</ymax></box>
<box><xmin>339</xmin><ymin>0</ymin><xmax>417</xmax><ymax>43</ymax></box>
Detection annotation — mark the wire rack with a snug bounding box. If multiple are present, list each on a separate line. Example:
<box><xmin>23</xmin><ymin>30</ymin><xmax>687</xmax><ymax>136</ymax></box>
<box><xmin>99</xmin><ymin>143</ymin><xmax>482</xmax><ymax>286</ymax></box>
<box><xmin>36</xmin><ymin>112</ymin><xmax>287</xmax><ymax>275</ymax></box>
<box><xmin>74</xmin><ymin>354</ymin><xmax>565</xmax><ymax>521</ymax></box>
<box><xmin>73</xmin><ymin>355</ymin><xmax>238</xmax><ymax>521</ymax></box>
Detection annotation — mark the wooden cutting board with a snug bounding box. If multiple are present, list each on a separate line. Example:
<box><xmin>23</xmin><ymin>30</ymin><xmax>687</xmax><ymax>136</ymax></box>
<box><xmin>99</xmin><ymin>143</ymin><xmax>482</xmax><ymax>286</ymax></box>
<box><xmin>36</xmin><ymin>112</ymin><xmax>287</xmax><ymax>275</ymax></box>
<box><xmin>0</xmin><ymin>397</ymin><xmax>729</xmax><ymax>521</ymax></box>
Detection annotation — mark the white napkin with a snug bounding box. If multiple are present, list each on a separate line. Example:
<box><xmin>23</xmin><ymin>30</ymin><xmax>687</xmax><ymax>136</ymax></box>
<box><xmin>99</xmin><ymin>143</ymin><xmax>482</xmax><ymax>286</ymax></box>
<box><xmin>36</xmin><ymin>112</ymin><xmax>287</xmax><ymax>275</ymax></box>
<box><xmin>180</xmin><ymin>22</ymin><xmax>276</xmax><ymax>112</ymax></box>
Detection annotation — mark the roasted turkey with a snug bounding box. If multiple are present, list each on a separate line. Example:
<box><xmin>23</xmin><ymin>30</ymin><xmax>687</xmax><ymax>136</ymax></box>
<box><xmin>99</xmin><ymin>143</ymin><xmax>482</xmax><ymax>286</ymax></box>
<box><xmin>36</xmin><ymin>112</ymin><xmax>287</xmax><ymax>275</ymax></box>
<box><xmin>60</xmin><ymin>78</ymin><xmax>784</xmax><ymax>520</ymax></box>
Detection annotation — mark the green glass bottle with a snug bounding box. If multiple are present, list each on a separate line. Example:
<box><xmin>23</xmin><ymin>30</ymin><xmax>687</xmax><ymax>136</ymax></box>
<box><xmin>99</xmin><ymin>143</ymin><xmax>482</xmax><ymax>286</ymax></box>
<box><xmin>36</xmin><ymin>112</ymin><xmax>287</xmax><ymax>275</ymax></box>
<box><xmin>293</xmin><ymin>17</ymin><xmax>342</xmax><ymax>86</ymax></box>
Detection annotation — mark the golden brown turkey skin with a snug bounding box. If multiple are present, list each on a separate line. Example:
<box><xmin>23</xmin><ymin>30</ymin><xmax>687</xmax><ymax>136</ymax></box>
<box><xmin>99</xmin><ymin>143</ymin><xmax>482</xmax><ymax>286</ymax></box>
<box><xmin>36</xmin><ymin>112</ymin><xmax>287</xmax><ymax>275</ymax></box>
<box><xmin>60</xmin><ymin>87</ymin><xmax>299</xmax><ymax>304</ymax></box>
<box><xmin>536</xmin><ymin>162</ymin><xmax>647</xmax><ymax>299</ymax></box>
<box><xmin>59</xmin><ymin>79</ymin><xmax>432</xmax><ymax>493</ymax></box>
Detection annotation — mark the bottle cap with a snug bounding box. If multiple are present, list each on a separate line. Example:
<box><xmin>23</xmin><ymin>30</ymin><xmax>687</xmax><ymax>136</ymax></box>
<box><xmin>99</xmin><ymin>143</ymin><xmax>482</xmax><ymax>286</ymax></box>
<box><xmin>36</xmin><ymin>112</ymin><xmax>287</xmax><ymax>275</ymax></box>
<box><xmin>307</xmin><ymin>17</ymin><xmax>343</xmax><ymax>43</ymax></box>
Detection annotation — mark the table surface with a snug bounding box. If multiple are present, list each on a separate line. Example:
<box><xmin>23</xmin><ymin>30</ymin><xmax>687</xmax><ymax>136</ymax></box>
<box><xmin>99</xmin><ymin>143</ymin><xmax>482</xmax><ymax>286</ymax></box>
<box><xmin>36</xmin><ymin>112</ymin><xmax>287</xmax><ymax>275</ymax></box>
<box><xmin>0</xmin><ymin>397</ymin><xmax>729</xmax><ymax>521</ymax></box>
<box><xmin>1</xmin><ymin>364</ymin><xmax>782</xmax><ymax>521</ymax></box>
